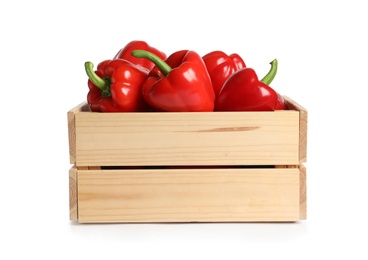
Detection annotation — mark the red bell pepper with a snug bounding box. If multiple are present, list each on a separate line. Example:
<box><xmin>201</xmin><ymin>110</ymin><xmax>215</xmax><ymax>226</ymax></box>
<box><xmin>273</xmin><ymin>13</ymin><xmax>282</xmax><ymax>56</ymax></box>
<box><xmin>215</xmin><ymin>59</ymin><xmax>285</xmax><ymax>111</ymax></box>
<box><xmin>84</xmin><ymin>59</ymin><xmax>150</xmax><ymax>112</ymax></box>
<box><xmin>202</xmin><ymin>51</ymin><xmax>246</xmax><ymax>98</ymax></box>
<box><xmin>113</xmin><ymin>40</ymin><xmax>167</xmax><ymax>71</ymax></box>
<box><xmin>131</xmin><ymin>49</ymin><xmax>215</xmax><ymax>112</ymax></box>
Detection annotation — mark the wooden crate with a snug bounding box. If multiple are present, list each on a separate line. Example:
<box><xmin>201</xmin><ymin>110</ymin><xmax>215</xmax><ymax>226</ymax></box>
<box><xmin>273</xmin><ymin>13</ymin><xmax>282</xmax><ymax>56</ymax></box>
<box><xmin>68</xmin><ymin>96</ymin><xmax>307</xmax><ymax>223</ymax></box>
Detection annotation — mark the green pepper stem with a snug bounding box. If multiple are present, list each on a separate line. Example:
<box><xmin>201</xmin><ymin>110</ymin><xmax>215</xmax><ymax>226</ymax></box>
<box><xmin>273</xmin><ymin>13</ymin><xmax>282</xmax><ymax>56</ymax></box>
<box><xmin>260</xmin><ymin>59</ymin><xmax>278</xmax><ymax>85</ymax></box>
<box><xmin>85</xmin><ymin>61</ymin><xmax>106</xmax><ymax>89</ymax></box>
<box><xmin>131</xmin><ymin>50</ymin><xmax>172</xmax><ymax>76</ymax></box>
<box><xmin>84</xmin><ymin>61</ymin><xmax>111</xmax><ymax>97</ymax></box>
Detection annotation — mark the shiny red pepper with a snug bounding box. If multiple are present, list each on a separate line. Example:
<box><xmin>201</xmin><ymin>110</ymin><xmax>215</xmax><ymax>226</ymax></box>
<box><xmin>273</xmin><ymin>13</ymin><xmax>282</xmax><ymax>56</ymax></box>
<box><xmin>215</xmin><ymin>59</ymin><xmax>285</xmax><ymax>111</ymax></box>
<box><xmin>114</xmin><ymin>40</ymin><xmax>167</xmax><ymax>71</ymax></box>
<box><xmin>131</xmin><ymin>49</ymin><xmax>215</xmax><ymax>112</ymax></box>
<box><xmin>85</xmin><ymin>59</ymin><xmax>150</xmax><ymax>112</ymax></box>
<box><xmin>202</xmin><ymin>51</ymin><xmax>246</xmax><ymax>98</ymax></box>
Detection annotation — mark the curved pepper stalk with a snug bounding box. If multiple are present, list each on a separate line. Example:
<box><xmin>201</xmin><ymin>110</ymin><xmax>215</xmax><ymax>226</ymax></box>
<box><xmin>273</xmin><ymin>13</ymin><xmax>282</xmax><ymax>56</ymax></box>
<box><xmin>84</xmin><ymin>59</ymin><xmax>150</xmax><ymax>112</ymax></box>
<box><xmin>131</xmin><ymin>49</ymin><xmax>215</xmax><ymax>112</ymax></box>
<box><xmin>131</xmin><ymin>50</ymin><xmax>172</xmax><ymax>76</ymax></box>
<box><xmin>114</xmin><ymin>40</ymin><xmax>167</xmax><ymax>70</ymax></box>
<box><xmin>260</xmin><ymin>59</ymin><xmax>278</xmax><ymax>85</ymax></box>
<box><xmin>215</xmin><ymin>58</ymin><xmax>285</xmax><ymax>111</ymax></box>
<box><xmin>85</xmin><ymin>61</ymin><xmax>111</xmax><ymax>97</ymax></box>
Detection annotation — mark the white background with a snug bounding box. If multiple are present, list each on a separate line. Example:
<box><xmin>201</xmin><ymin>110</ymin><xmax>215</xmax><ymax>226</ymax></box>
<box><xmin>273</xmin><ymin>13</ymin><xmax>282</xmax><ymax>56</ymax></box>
<box><xmin>1</xmin><ymin>0</ymin><xmax>367</xmax><ymax>259</ymax></box>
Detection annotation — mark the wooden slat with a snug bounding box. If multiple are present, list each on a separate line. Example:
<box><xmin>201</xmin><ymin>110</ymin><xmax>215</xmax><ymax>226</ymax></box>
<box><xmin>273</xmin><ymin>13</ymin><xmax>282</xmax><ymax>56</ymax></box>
<box><xmin>276</xmin><ymin>163</ymin><xmax>307</xmax><ymax>220</ymax></box>
<box><xmin>299</xmin><ymin>164</ymin><xmax>307</xmax><ymax>219</ymax></box>
<box><xmin>74</xmin><ymin>110</ymin><xmax>300</xmax><ymax>167</ymax></box>
<box><xmin>76</xmin><ymin>167</ymin><xmax>301</xmax><ymax>223</ymax></box>
<box><xmin>68</xmin><ymin>103</ymin><xmax>90</xmax><ymax>164</ymax></box>
<box><xmin>284</xmin><ymin>96</ymin><xmax>308</xmax><ymax>163</ymax></box>
<box><xmin>77</xmin><ymin>166</ymin><xmax>101</xmax><ymax>170</ymax></box>
<box><xmin>69</xmin><ymin>166</ymin><xmax>78</xmax><ymax>221</ymax></box>
<box><xmin>67</xmin><ymin>111</ymin><xmax>76</xmax><ymax>164</ymax></box>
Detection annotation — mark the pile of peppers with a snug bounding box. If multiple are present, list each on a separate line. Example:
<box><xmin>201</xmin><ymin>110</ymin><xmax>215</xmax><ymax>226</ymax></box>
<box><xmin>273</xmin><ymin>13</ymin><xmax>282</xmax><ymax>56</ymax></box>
<box><xmin>84</xmin><ymin>40</ymin><xmax>286</xmax><ymax>112</ymax></box>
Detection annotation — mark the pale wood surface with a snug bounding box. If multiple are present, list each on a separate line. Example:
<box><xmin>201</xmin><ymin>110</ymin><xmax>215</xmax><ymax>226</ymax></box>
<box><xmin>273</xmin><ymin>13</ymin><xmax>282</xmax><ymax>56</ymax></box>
<box><xmin>67</xmin><ymin>111</ymin><xmax>76</xmax><ymax>164</ymax></box>
<box><xmin>284</xmin><ymin>96</ymin><xmax>308</xmax><ymax>163</ymax></box>
<box><xmin>275</xmin><ymin>164</ymin><xmax>307</xmax><ymax>219</ymax></box>
<box><xmin>67</xmin><ymin>99</ymin><xmax>307</xmax><ymax>222</ymax></box>
<box><xmin>300</xmin><ymin>164</ymin><xmax>307</xmax><ymax>219</ymax></box>
<box><xmin>69</xmin><ymin>166</ymin><xmax>78</xmax><ymax>221</ymax></box>
<box><xmin>76</xmin><ymin>167</ymin><xmax>301</xmax><ymax>223</ymax></box>
<box><xmin>71</xmin><ymin>109</ymin><xmax>300</xmax><ymax>167</ymax></box>
<box><xmin>68</xmin><ymin>103</ymin><xmax>90</xmax><ymax>164</ymax></box>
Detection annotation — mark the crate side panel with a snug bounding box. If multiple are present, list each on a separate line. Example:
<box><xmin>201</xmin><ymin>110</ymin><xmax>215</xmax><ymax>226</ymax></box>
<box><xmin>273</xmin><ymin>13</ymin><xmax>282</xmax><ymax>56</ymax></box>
<box><xmin>300</xmin><ymin>164</ymin><xmax>307</xmax><ymax>219</ymax></box>
<box><xmin>299</xmin><ymin>110</ymin><xmax>308</xmax><ymax>163</ymax></box>
<box><xmin>77</xmin><ymin>168</ymin><xmax>300</xmax><ymax>223</ymax></box>
<box><xmin>284</xmin><ymin>96</ymin><xmax>308</xmax><ymax>163</ymax></box>
<box><xmin>75</xmin><ymin>111</ymin><xmax>300</xmax><ymax>166</ymax></box>
<box><xmin>69</xmin><ymin>166</ymin><xmax>78</xmax><ymax>221</ymax></box>
<box><xmin>68</xmin><ymin>103</ymin><xmax>90</xmax><ymax>165</ymax></box>
<box><xmin>67</xmin><ymin>110</ymin><xmax>76</xmax><ymax>164</ymax></box>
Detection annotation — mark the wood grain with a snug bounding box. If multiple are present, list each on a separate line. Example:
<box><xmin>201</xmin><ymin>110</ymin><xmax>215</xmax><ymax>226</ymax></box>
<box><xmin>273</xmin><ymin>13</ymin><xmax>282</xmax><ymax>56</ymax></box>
<box><xmin>276</xmin><ymin>163</ymin><xmax>306</xmax><ymax>220</ymax></box>
<box><xmin>69</xmin><ymin>166</ymin><xmax>78</xmax><ymax>221</ymax></box>
<box><xmin>284</xmin><ymin>96</ymin><xmax>308</xmax><ymax>163</ymax></box>
<box><xmin>76</xmin><ymin>167</ymin><xmax>301</xmax><ymax>223</ymax></box>
<box><xmin>71</xmin><ymin>109</ymin><xmax>300</xmax><ymax>167</ymax></box>
<box><xmin>68</xmin><ymin>102</ymin><xmax>90</xmax><ymax>164</ymax></box>
<box><xmin>67</xmin><ymin>98</ymin><xmax>308</xmax><ymax>223</ymax></box>
<box><xmin>300</xmin><ymin>164</ymin><xmax>307</xmax><ymax>219</ymax></box>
